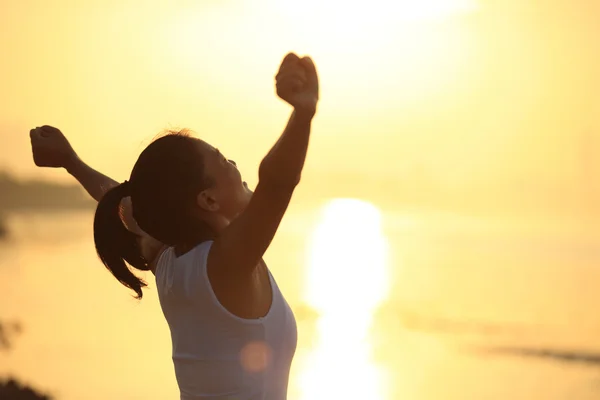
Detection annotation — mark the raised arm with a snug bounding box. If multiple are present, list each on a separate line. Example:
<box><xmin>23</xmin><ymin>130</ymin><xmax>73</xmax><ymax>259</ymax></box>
<box><xmin>30</xmin><ymin>126</ymin><xmax>164</xmax><ymax>262</ymax></box>
<box><xmin>209</xmin><ymin>53</ymin><xmax>319</xmax><ymax>275</ymax></box>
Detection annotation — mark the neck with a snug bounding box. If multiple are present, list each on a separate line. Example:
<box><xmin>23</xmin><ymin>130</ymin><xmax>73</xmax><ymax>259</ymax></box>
<box><xmin>171</xmin><ymin>213</ymin><xmax>231</xmax><ymax>257</ymax></box>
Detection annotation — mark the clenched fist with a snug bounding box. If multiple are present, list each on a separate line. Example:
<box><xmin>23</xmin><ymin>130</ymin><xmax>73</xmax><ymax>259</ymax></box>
<box><xmin>30</xmin><ymin>125</ymin><xmax>78</xmax><ymax>169</ymax></box>
<box><xmin>275</xmin><ymin>53</ymin><xmax>319</xmax><ymax>115</ymax></box>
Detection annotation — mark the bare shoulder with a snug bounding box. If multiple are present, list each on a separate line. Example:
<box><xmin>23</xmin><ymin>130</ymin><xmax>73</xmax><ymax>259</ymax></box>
<box><xmin>138</xmin><ymin>236</ymin><xmax>169</xmax><ymax>269</ymax></box>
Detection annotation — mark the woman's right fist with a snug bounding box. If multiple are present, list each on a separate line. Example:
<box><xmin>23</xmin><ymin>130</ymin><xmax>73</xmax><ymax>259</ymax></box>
<box><xmin>275</xmin><ymin>53</ymin><xmax>319</xmax><ymax>115</ymax></box>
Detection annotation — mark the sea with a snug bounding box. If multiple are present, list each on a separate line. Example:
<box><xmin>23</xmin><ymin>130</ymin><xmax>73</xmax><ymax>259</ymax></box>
<box><xmin>0</xmin><ymin>203</ymin><xmax>599</xmax><ymax>400</ymax></box>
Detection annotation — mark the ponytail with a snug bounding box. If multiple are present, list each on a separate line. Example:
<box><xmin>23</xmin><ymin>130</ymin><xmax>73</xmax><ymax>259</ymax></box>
<box><xmin>93</xmin><ymin>181</ymin><xmax>150</xmax><ymax>299</ymax></box>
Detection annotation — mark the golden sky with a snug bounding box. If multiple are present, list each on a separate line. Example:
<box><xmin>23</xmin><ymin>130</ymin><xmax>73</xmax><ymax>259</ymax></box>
<box><xmin>1</xmin><ymin>0</ymin><xmax>599</xmax><ymax>213</ymax></box>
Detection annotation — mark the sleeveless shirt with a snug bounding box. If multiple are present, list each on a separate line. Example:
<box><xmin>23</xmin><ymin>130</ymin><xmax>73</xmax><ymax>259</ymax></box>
<box><xmin>155</xmin><ymin>241</ymin><xmax>298</xmax><ymax>400</ymax></box>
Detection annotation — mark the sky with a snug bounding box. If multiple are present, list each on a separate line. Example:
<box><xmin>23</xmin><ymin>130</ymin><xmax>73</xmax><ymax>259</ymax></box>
<box><xmin>1</xmin><ymin>0</ymin><xmax>599</xmax><ymax>216</ymax></box>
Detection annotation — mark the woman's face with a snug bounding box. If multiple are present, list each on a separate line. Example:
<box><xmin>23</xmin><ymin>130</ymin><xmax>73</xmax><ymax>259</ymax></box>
<box><xmin>194</xmin><ymin>139</ymin><xmax>253</xmax><ymax>221</ymax></box>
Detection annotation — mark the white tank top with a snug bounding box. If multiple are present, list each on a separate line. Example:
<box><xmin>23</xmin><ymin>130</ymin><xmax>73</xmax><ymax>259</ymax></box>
<box><xmin>155</xmin><ymin>241</ymin><xmax>298</xmax><ymax>400</ymax></box>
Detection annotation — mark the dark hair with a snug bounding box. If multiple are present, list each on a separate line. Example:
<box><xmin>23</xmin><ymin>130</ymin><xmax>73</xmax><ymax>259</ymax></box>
<box><xmin>93</xmin><ymin>130</ymin><xmax>214</xmax><ymax>299</ymax></box>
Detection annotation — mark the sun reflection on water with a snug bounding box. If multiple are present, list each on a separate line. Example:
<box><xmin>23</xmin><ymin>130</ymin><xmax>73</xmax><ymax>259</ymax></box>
<box><xmin>298</xmin><ymin>199</ymin><xmax>391</xmax><ymax>400</ymax></box>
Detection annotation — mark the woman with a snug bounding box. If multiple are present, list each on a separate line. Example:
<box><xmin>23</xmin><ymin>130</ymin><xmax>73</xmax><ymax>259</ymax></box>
<box><xmin>29</xmin><ymin>53</ymin><xmax>319</xmax><ymax>400</ymax></box>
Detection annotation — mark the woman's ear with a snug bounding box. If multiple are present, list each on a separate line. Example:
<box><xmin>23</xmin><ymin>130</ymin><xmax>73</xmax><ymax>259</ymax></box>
<box><xmin>196</xmin><ymin>189</ymin><xmax>220</xmax><ymax>212</ymax></box>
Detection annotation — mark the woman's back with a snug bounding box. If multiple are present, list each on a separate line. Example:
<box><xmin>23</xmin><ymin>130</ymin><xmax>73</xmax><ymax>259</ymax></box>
<box><xmin>155</xmin><ymin>242</ymin><xmax>298</xmax><ymax>400</ymax></box>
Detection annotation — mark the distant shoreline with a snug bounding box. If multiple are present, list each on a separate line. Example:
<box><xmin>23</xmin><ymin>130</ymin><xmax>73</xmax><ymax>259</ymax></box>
<box><xmin>0</xmin><ymin>171</ymin><xmax>95</xmax><ymax>239</ymax></box>
<box><xmin>0</xmin><ymin>171</ymin><xmax>95</xmax><ymax>214</ymax></box>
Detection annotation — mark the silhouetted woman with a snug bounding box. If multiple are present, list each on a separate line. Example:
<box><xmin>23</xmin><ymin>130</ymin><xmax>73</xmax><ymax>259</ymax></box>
<box><xmin>30</xmin><ymin>53</ymin><xmax>319</xmax><ymax>400</ymax></box>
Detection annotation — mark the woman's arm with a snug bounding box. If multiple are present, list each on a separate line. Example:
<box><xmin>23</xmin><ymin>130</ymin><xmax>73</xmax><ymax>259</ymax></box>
<box><xmin>209</xmin><ymin>53</ymin><xmax>319</xmax><ymax>276</ymax></box>
<box><xmin>30</xmin><ymin>126</ymin><xmax>165</xmax><ymax>262</ymax></box>
<box><xmin>65</xmin><ymin>157</ymin><xmax>135</xmax><ymax>232</ymax></box>
<box><xmin>64</xmin><ymin>156</ymin><xmax>117</xmax><ymax>202</ymax></box>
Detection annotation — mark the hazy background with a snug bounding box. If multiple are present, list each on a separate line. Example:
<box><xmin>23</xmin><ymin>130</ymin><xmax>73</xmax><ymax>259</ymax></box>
<box><xmin>0</xmin><ymin>0</ymin><xmax>599</xmax><ymax>399</ymax></box>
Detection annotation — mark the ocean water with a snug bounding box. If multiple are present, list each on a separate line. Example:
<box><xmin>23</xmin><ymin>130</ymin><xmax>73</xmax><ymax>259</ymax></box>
<box><xmin>0</xmin><ymin>205</ymin><xmax>599</xmax><ymax>400</ymax></box>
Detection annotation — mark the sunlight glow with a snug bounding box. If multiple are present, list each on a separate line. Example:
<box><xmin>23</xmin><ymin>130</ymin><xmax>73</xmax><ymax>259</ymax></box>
<box><xmin>299</xmin><ymin>199</ymin><xmax>390</xmax><ymax>400</ymax></box>
<box><xmin>157</xmin><ymin>0</ymin><xmax>479</xmax><ymax>114</ymax></box>
<box><xmin>393</xmin><ymin>0</ymin><xmax>478</xmax><ymax>21</ymax></box>
<box><xmin>264</xmin><ymin>0</ymin><xmax>480</xmax><ymax>112</ymax></box>
<box><xmin>274</xmin><ymin>0</ymin><xmax>478</xmax><ymax>51</ymax></box>
<box><xmin>277</xmin><ymin>0</ymin><xmax>478</xmax><ymax>24</ymax></box>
